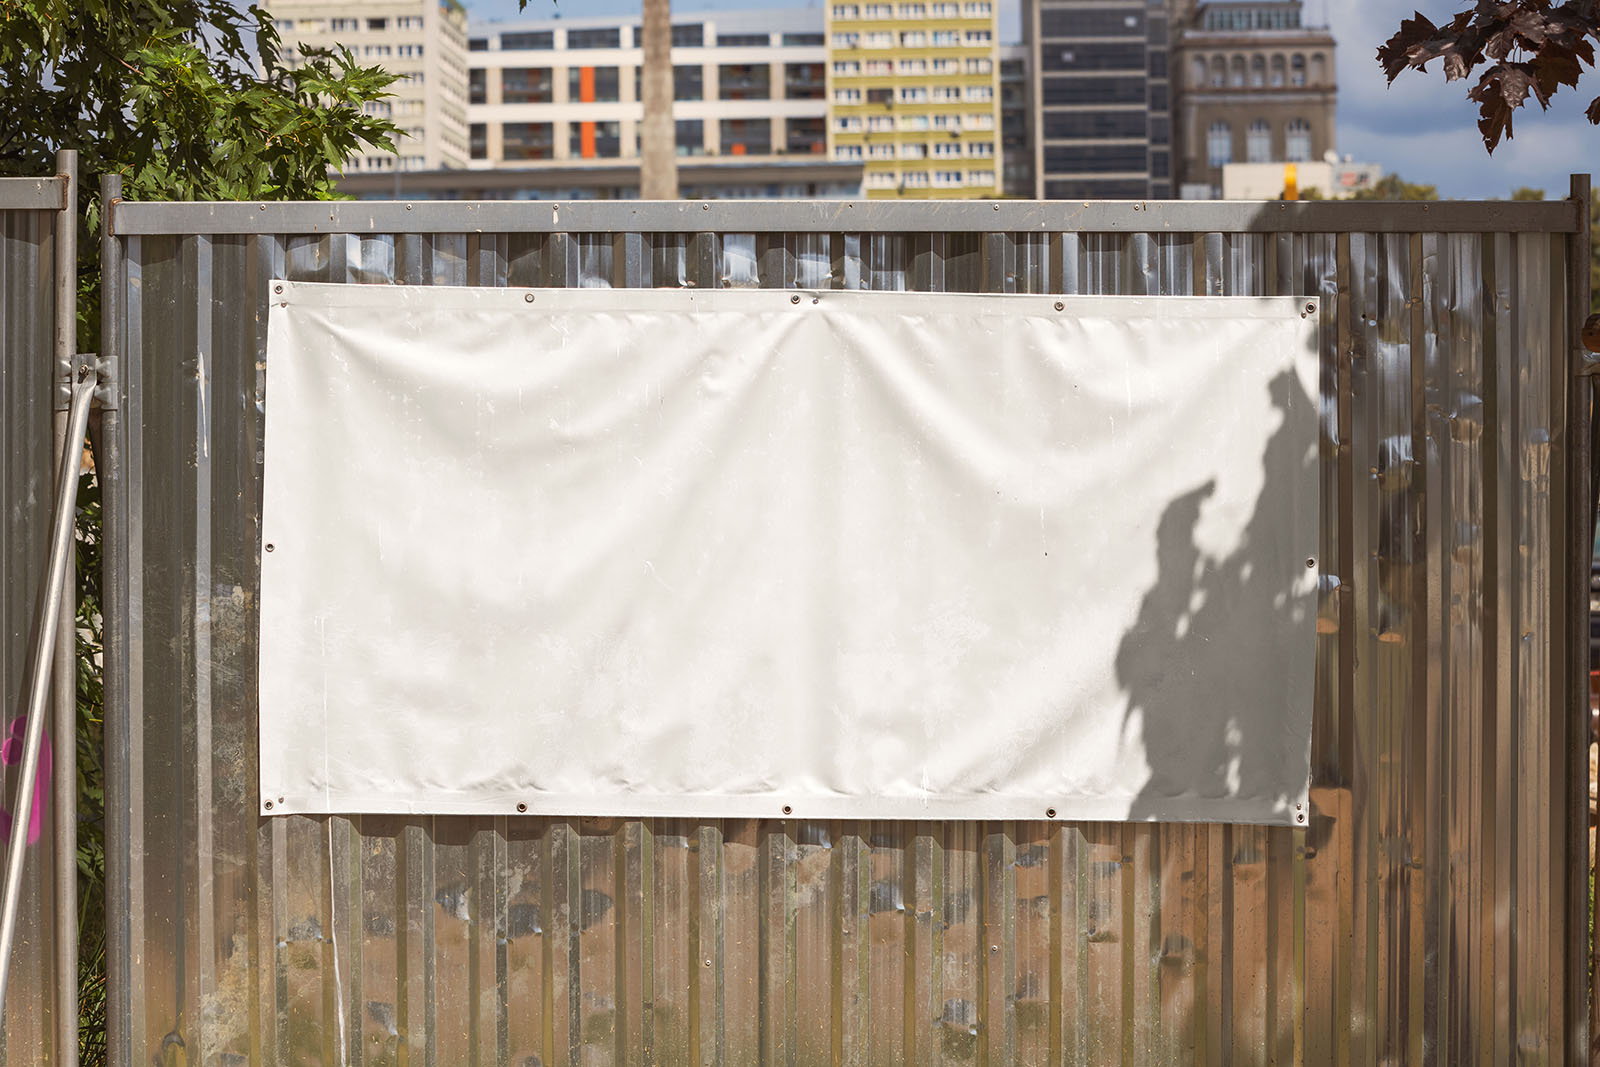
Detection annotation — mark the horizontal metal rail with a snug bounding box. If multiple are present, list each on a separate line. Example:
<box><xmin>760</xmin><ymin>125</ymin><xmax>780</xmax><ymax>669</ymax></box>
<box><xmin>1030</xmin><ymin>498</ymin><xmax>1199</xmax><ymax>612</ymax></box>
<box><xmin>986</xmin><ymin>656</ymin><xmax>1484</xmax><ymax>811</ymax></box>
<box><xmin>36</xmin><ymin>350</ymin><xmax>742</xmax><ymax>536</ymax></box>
<box><xmin>108</xmin><ymin>196</ymin><xmax>1587</xmax><ymax>236</ymax></box>
<box><xmin>0</xmin><ymin>176</ymin><xmax>68</xmax><ymax>213</ymax></box>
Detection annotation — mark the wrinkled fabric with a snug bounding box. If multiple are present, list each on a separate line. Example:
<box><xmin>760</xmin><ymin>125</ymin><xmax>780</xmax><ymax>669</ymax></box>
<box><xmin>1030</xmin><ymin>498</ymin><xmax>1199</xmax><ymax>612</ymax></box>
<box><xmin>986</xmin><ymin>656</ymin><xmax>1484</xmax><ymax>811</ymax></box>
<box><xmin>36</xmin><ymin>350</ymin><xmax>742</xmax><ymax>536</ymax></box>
<box><xmin>259</xmin><ymin>282</ymin><xmax>1319</xmax><ymax>823</ymax></box>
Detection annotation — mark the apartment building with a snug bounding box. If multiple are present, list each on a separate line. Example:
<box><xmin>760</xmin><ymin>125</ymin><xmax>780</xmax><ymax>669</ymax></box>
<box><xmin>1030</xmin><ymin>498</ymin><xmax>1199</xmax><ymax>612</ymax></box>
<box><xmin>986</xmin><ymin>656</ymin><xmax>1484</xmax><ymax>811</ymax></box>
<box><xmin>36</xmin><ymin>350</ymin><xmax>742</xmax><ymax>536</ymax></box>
<box><xmin>1000</xmin><ymin>45</ymin><xmax>1032</xmax><ymax>197</ymax></box>
<box><xmin>1173</xmin><ymin>0</ymin><xmax>1337</xmax><ymax>196</ymax></box>
<box><xmin>825</xmin><ymin>0</ymin><xmax>1004</xmax><ymax>199</ymax></box>
<box><xmin>267</xmin><ymin>0</ymin><xmax>471</xmax><ymax>172</ymax></box>
<box><xmin>1022</xmin><ymin>0</ymin><xmax>1174</xmax><ymax>200</ymax></box>
<box><xmin>466</xmin><ymin>9</ymin><xmax>830</xmax><ymax>167</ymax></box>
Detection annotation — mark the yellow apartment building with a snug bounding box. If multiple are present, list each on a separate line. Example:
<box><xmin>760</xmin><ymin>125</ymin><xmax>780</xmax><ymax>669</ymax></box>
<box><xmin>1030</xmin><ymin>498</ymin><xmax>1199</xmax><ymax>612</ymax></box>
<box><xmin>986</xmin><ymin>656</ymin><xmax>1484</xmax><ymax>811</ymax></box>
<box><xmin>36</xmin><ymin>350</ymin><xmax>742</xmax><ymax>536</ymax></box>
<box><xmin>825</xmin><ymin>0</ymin><xmax>1003</xmax><ymax>198</ymax></box>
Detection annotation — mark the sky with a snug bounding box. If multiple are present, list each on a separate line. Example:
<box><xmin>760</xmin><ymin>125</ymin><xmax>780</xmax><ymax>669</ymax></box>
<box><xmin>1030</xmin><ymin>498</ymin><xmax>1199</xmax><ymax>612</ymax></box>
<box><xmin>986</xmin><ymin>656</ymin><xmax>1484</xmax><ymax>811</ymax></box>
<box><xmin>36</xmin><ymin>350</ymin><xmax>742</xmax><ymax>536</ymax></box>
<box><xmin>463</xmin><ymin>0</ymin><xmax>1599</xmax><ymax>199</ymax></box>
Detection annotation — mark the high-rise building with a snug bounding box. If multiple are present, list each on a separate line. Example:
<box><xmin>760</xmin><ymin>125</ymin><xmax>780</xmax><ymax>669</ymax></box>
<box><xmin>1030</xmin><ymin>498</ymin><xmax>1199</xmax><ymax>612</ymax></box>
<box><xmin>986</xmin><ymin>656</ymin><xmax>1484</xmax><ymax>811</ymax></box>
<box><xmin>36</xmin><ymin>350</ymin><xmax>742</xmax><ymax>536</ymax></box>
<box><xmin>1173</xmin><ymin>0</ymin><xmax>1336</xmax><ymax>197</ymax></box>
<box><xmin>1022</xmin><ymin>0</ymin><xmax>1173</xmax><ymax>199</ymax></box>
<box><xmin>267</xmin><ymin>0</ymin><xmax>471</xmax><ymax>172</ymax></box>
<box><xmin>467</xmin><ymin>9</ymin><xmax>829</xmax><ymax>167</ymax></box>
<box><xmin>825</xmin><ymin>1</ymin><xmax>1003</xmax><ymax>199</ymax></box>
<box><xmin>1000</xmin><ymin>45</ymin><xmax>1033</xmax><ymax>197</ymax></box>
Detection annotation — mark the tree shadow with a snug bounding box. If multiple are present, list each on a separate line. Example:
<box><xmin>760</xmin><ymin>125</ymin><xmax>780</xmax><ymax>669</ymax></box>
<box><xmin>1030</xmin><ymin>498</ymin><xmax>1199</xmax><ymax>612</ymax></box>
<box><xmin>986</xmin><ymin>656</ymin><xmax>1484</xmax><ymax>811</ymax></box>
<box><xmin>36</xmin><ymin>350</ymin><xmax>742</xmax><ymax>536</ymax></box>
<box><xmin>1116</xmin><ymin>363</ymin><xmax>1319</xmax><ymax>822</ymax></box>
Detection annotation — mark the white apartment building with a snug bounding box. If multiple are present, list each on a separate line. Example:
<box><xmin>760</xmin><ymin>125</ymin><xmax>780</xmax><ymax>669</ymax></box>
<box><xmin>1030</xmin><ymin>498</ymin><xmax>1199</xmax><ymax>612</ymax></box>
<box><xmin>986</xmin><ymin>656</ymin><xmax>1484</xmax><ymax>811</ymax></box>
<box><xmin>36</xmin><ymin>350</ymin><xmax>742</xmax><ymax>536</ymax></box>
<box><xmin>466</xmin><ymin>9</ymin><xmax>830</xmax><ymax>166</ymax></box>
<box><xmin>267</xmin><ymin>0</ymin><xmax>471</xmax><ymax>171</ymax></box>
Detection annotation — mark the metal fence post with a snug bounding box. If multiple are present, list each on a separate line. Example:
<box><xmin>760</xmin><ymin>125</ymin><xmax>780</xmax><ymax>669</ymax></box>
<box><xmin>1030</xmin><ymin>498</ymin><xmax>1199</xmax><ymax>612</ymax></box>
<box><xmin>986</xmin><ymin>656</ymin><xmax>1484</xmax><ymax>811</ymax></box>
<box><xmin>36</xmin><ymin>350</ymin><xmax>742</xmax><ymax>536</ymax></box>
<box><xmin>50</xmin><ymin>146</ymin><xmax>79</xmax><ymax>1067</ymax></box>
<box><xmin>99</xmin><ymin>171</ymin><xmax>128</xmax><ymax>1067</ymax></box>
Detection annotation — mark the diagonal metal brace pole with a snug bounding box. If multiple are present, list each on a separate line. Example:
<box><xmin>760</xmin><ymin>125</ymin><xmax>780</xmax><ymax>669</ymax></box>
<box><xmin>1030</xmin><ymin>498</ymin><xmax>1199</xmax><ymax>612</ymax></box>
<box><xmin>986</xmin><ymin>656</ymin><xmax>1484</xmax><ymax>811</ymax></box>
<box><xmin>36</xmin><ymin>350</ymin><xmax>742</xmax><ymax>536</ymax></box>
<box><xmin>0</xmin><ymin>363</ymin><xmax>96</xmax><ymax>1022</ymax></box>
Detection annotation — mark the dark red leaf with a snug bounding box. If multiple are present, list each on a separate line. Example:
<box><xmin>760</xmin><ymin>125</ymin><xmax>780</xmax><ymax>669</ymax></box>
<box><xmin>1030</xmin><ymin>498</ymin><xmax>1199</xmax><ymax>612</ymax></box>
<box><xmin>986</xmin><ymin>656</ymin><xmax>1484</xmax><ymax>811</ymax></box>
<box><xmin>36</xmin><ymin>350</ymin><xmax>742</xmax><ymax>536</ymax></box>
<box><xmin>1378</xmin><ymin>11</ymin><xmax>1440</xmax><ymax>81</ymax></box>
<box><xmin>1587</xmin><ymin>93</ymin><xmax>1600</xmax><ymax>123</ymax></box>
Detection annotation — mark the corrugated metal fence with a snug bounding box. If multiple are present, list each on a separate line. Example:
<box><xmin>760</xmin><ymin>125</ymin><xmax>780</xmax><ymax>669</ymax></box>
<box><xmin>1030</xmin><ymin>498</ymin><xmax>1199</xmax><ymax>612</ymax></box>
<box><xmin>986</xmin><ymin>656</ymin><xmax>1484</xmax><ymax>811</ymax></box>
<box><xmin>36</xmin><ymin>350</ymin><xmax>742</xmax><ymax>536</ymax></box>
<box><xmin>100</xmin><ymin>190</ymin><xmax>1594</xmax><ymax>1066</ymax></box>
<box><xmin>0</xmin><ymin>172</ymin><xmax>68</xmax><ymax>1066</ymax></box>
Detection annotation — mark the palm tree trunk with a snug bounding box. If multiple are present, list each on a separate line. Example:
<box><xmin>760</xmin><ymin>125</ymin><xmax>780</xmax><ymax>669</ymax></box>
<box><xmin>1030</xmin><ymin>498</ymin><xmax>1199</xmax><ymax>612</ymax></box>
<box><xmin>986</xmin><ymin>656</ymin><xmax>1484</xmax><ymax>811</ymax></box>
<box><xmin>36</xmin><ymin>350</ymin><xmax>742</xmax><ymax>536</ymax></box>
<box><xmin>639</xmin><ymin>0</ymin><xmax>678</xmax><ymax>199</ymax></box>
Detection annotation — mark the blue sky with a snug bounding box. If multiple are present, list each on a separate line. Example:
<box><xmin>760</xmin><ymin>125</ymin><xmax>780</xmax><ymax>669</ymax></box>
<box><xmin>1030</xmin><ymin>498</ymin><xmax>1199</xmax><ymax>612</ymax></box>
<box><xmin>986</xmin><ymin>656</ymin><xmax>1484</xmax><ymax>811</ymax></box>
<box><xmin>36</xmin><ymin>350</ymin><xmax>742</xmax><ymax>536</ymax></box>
<box><xmin>463</xmin><ymin>0</ymin><xmax>1599</xmax><ymax>199</ymax></box>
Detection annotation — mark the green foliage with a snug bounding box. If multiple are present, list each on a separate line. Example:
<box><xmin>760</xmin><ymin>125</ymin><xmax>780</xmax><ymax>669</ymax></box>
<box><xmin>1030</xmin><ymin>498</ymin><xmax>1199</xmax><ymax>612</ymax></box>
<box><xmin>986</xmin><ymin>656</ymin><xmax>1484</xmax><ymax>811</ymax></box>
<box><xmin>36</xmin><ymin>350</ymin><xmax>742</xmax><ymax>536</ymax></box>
<box><xmin>0</xmin><ymin>0</ymin><xmax>398</xmax><ymax>199</ymax></box>
<box><xmin>1347</xmin><ymin>174</ymin><xmax>1442</xmax><ymax>201</ymax></box>
<box><xmin>1378</xmin><ymin>3</ymin><xmax>1600</xmax><ymax>152</ymax></box>
<box><xmin>1511</xmin><ymin>185</ymin><xmax>1548</xmax><ymax>200</ymax></box>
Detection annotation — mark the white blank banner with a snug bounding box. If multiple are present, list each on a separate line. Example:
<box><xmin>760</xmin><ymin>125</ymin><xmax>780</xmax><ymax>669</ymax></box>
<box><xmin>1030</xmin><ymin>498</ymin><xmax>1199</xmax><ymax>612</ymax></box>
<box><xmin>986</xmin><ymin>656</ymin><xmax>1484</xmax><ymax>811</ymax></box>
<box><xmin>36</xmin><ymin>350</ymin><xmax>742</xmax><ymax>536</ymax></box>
<box><xmin>260</xmin><ymin>282</ymin><xmax>1319</xmax><ymax>823</ymax></box>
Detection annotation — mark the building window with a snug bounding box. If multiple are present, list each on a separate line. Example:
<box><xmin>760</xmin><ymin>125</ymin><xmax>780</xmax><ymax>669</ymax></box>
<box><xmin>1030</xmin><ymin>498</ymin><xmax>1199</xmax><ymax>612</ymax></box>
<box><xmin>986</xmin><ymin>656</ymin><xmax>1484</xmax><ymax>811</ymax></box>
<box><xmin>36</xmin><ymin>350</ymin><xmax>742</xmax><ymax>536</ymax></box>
<box><xmin>786</xmin><ymin>116</ymin><xmax>825</xmax><ymax>154</ymax></box>
<box><xmin>631</xmin><ymin>64</ymin><xmax>705</xmax><ymax>101</ymax></box>
<box><xmin>899</xmin><ymin>58</ymin><xmax>926</xmax><ymax>74</ymax></box>
<box><xmin>397</xmin><ymin>44</ymin><xmax>424</xmax><ymax>57</ymax></box>
<box><xmin>835</xmin><ymin>87</ymin><xmax>862</xmax><ymax>103</ymax></box>
<box><xmin>1209</xmin><ymin>54</ymin><xmax>1225</xmax><ymax>87</ymax></box>
<box><xmin>1247</xmin><ymin>119</ymin><xmax>1271</xmax><ymax>162</ymax></box>
<box><xmin>364</xmin><ymin>44</ymin><xmax>392</xmax><ymax>57</ymax></box>
<box><xmin>1285</xmin><ymin>118</ymin><xmax>1311</xmax><ymax>161</ymax></box>
<box><xmin>899</xmin><ymin>86</ymin><xmax>928</xmax><ymax>102</ymax></box>
<box><xmin>899</xmin><ymin>114</ymin><xmax>929</xmax><ymax>130</ymax></box>
<box><xmin>900</xmin><ymin>143</ymin><xmax>926</xmax><ymax>159</ymax></box>
<box><xmin>866</xmin><ymin>114</ymin><xmax>894</xmax><ymax>131</ymax></box>
<box><xmin>469</xmin><ymin>37</ymin><xmax>488</xmax><ymax>51</ymax></box>
<box><xmin>366</xmin><ymin>17</ymin><xmax>386</xmax><ymax>30</ymax></box>
<box><xmin>893</xmin><ymin>31</ymin><xmax>920</xmax><ymax>46</ymax></box>
<box><xmin>1250</xmin><ymin>55</ymin><xmax>1266</xmax><ymax>87</ymax></box>
<box><xmin>718</xmin><ymin>33</ymin><xmax>771</xmax><ymax>46</ymax></box>
<box><xmin>469</xmin><ymin>123</ymin><xmax>486</xmax><ymax>160</ymax></box>
<box><xmin>502</xmin><ymin>122</ymin><xmax>554</xmax><ymax>160</ymax></box>
<box><xmin>397</xmin><ymin>16</ymin><xmax>423</xmax><ymax>30</ymax></box>
<box><xmin>865</xmin><ymin>59</ymin><xmax>893</xmax><ymax>74</ymax></box>
<box><xmin>864</xmin><ymin>3</ymin><xmax>894</xmax><ymax>15</ymax></box>
<box><xmin>1311</xmin><ymin>53</ymin><xmax>1327</xmax><ymax>85</ymax></box>
<box><xmin>833</xmin><ymin>60</ymin><xmax>860</xmax><ymax>75</ymax></box>
<box><xmin>933</xmin><ymin>58</ymin><xmax>959</xmax><ymax>73</ymax></box>
<box><xmin>933</xmin><ymin>170</ymin><xmax>963</xmax><ymax>187</ymax></box>
<box><xmin>502</xmin><ymin>68</ymin><xmax>553</xmax><ymax>104</ymax></box>
<box><xmin>676</xmin><ymin>65</ymin><xmax>705</xmax><ymax>101</ymax></box>
<box><xmin>930</xmin><ymin>30</ymin><xmax>958</xmax><ymax>45</ymax></box>
<box><xmin>866</xmin><ymin>171</ymin><xmax>898</xmax><ymax>189</ymax></box>
<box><xmin>835</xmin><ymin>144</ymin><xmax>864</xmax><ymax>161</ymax></box>
<box><xmin>1229</xmin><ymin>55</ymin><xmax>1246</xmax><ymax>87</ymax></box>
<box><xmin>967</xmin><ymin>141</ymin><xmax>993</xmax><ymax>156</ymax></box>
<box><xmin>501</xmin><ymin>30</ymin><xmax>553</xmax><ymax>50</ymax></box>
<box><xmin>964</xmin><ymin>85</ymin><xmax>992</xmax><ymax>101</ymax></box>
<box><xmin>469</xmin><ymin>69</ymin><xmax>486</xmax><ymax>104</ymax></box>
<box><xmin>568</xmin><ymin>120</ymin><xmax>621</xmax><ymax>157</ymax></box>
<box><xmin>902</xmin><ymin>171</ymin><xmax>929</xmax><ymax>187</ymax></box>
<box><xmin>867</xmin><ymin>86</ymin><xmax>893</xmax><ymax>103</ymax></box>
<box><xmin>719</xmin><ymin>63</ymin><xmax>770</xmax><ymax>100</ymax></box>
<box><xmin>833</xmin><ymin>116</ymin><xmax>863</xmax><ymax>132</ymax></box>
<box><xmin>567</xmin><ymin>67</ymin><xmax>620</xmax><ymax>102</ymax></box>
<box><xmin>1291</xmin><ymin>53</ymin><xmax>1306</xmax><ymax>86</ymax></box>
<box><xmin>676</xmin><ymin>119</ymin><xmax>705</xmax><ymax>156</ymax></box>
<box><xmin>966</xmin><ymin>170</ymin><xmax>994</xmax><ymax>186</ymax></box>
<box><xmin>329</xmin><ymin>17</ymin><xmax>358</xmax><ymax>31</ymax></box>
<box><xmin>719</xmin><ymin>117</ymin><xmax>772</xmax><ymax>155</ymax></box>
<box><xmin>783</xmin><ymin>32</ymin><xmax>824</xmax><ymax>45</ymax></box>
<box><xmin>900</xmin><ymin>3</ymin><xmax>926</xmax><ymax>14</ymax></box>
<box><xmin>832</xmin><ymin>32</ymin><xmax>860</xmax><ymax>47</ymax></box>
<box><xmin>1207</xmin><ymin>121</ymin><xmax>1232</xmax><ymax>168</ymax></box>
<box><xmin>932</xmin><ymin>142</ymin><xmax>961</xmax><ymax>157</ymax></box>
<box><xmin>931</xmin><ymin>85</ymin><xmax>960</xmax><ymax>101</ymax></box>
<box><xmin>964</xmin><ymin>30</ymin><xmax>992</xmax><ymax>45</ymax></box>
<box><xmin>931</xmin><ymin>1</ymin><xmax>958</xmax><ymax>13</ymax></box>
<box><xmin>867</xmin><ymin>143</ymin><xmax>895</xmax><ymax>158</ymax></box>
<box><xmin>964</xmin><ymin>112</ymin><xmax>993</xmax><ymax>129</ymax></box>
<box><xmin>1270</xmin><ymin>54</ymin><xmax>1286</xmax><ymax>86</ymax></box>
<box><xmin>965</xmin><ymin>1</ymin><xmax>991</xmax><ymax>13</ymax></box>
<box><xmin>567</xmin><ymin>27</ymin><xmax>622</xmax><ymax>49</ymax></box>
<box><xmin>832</xmin><ymin>4</ymin><xmax>859</xmax><ymax>17</ymax></box>
<box><xmin>966</xmin><ymin>57</ymin><xmax>992</xmax><ymax>73</ymax></box>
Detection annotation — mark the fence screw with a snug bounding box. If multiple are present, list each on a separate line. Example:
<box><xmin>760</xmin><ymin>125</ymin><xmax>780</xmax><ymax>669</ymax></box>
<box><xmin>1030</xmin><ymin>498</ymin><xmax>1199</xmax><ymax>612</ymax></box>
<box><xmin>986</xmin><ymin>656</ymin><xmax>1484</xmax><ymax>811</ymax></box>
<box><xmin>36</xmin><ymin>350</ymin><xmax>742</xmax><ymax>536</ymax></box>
<box><xmin>791</xmin><ymin>294</ymin><xmax>801</xmax><ymax>304</ymax></box>
<box><xmin>1054</xmin><ymin>301</ymin><xmax>1064</xmax><ymax>311</ymax></box>
<box><xmin>525</xmin><ymin>293</ymin><xmax>535</xmax><ymax>303</ymax></box>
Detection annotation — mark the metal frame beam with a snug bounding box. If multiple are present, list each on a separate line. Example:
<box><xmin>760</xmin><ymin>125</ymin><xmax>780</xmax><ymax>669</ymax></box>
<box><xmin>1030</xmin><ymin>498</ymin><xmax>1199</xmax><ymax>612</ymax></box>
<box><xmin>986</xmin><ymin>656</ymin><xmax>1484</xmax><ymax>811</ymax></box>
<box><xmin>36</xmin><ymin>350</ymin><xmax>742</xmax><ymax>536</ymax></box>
<box><xmin>107</xmin><ymin>197</ymin><xmax>1586</xmax><ymax>236</ymax></box>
